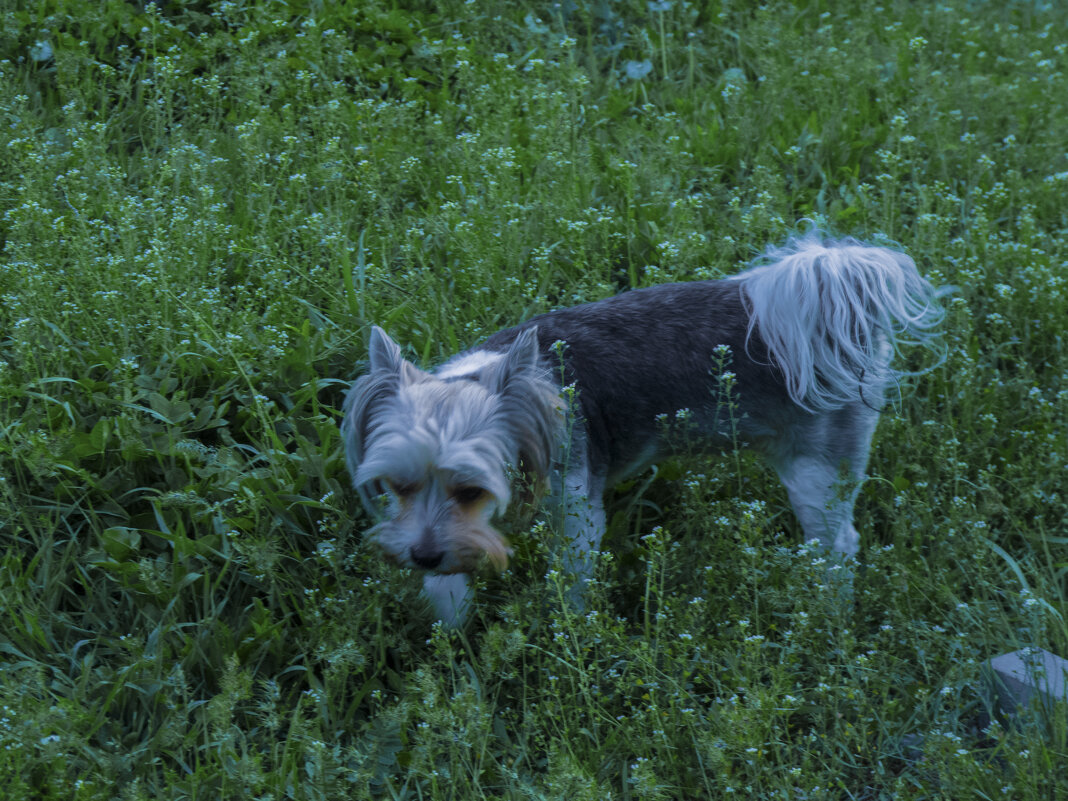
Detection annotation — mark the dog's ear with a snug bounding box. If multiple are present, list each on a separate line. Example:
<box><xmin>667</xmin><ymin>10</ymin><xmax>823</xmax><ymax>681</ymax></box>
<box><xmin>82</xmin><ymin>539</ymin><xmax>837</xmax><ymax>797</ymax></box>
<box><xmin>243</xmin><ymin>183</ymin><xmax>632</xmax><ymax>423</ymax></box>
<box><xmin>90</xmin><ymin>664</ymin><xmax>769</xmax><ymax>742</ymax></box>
<box><xmin>341</xmin><ymin>327</ymin><xmax>421</xmax><ymax>516</ymax></box>
<box><xmin>492</xmin><ymin>325</ymin><xmax>541</xmax><ymax>395</ymax></box>
<box><xmin>490</xmin><ymin>326</ymin><xmax>563</xmax><ymax>483</ymax></box>
<box><xmin>368</xmin><ymin>325</ymin><xmax>423</xmax><ymax>386</ymax></box>
<box><xmin>368</xmin><ymin>326</ymin><xmax>404</xmax><ymax>374</ymax></box>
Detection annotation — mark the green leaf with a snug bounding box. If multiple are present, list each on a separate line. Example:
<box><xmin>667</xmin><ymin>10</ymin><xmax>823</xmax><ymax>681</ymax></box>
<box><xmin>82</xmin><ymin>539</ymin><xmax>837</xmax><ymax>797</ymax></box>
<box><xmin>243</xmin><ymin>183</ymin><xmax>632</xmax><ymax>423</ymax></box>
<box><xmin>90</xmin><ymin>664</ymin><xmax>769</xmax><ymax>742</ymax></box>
<box><xmin>100</xmin><ymin>527</ymin><xmax>141</xmax><ymax>560</ymax></box>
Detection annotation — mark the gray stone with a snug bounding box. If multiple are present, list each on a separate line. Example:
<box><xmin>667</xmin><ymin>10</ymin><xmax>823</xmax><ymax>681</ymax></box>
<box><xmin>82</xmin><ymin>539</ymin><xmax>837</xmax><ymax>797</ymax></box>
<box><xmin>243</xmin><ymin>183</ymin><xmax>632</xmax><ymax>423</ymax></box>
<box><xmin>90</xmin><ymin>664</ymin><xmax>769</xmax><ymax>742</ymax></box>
<box><xmin>984</xmin><ymin>648</ymin><xmax>1067</xmax><ymax>722</ymax></box>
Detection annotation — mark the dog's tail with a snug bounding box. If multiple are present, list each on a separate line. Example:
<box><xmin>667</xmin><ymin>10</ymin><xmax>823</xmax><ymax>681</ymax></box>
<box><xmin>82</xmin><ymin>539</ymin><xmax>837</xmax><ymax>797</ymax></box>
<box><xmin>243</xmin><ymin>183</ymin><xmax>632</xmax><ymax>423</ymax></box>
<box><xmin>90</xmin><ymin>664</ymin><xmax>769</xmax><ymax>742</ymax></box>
<box><xmin>734</xmin><ymin>232</ymin><xmax>949</xmax><ymax>411</ymax></box>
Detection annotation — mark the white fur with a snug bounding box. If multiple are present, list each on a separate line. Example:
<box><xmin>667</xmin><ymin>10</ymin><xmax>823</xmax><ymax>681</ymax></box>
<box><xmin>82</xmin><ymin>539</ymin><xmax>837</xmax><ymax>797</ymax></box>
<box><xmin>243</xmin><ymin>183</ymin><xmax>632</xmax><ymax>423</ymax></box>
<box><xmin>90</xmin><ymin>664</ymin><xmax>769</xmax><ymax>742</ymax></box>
<box><xmin>735</xmin><ymin>232</ymin><xmax>946</xmax><ymax>411</ymax></box>
<box><xmin>422</xmin><ymin>574</ymin><xmax>472</xmax><ymax>627</ymax></box>
<box><xmin>552</xmin><ymin>428</ymin><xmax>607</xmax><ymax>606</ymax></box>
<box><xmin>436</xmin><ymin>350</ymin><xmax>505</xmax><ymax>380</ymax></box>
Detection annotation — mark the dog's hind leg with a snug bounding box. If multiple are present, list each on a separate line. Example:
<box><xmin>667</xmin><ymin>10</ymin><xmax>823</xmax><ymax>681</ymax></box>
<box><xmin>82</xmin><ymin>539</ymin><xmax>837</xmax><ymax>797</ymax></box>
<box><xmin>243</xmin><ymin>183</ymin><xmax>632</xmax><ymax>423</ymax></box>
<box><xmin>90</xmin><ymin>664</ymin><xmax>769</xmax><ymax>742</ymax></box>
<box><xmin>769</xmin><ymin>402</ymin><xmax>882</xmax><ymax>560</ymax></box>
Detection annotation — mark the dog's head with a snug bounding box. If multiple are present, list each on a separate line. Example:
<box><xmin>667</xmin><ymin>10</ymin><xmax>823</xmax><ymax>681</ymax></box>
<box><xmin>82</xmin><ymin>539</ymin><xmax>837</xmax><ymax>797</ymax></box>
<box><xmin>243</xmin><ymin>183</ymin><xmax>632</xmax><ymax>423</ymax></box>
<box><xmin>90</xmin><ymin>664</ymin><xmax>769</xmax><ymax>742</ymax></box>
<box><xmin>341</xmin><ymin>326</ymin><xmax>561</xmax><ymax>574</ymax></box>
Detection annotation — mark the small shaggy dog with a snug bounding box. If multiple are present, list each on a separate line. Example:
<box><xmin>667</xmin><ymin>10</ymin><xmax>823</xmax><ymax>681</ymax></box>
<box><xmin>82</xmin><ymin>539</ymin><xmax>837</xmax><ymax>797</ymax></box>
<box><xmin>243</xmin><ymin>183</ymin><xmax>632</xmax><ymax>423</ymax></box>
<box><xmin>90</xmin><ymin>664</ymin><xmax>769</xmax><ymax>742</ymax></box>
<box><xmin>342</xmin><ymin>233</ymin><xmax>947</xmax><ymax>624</ymax></box>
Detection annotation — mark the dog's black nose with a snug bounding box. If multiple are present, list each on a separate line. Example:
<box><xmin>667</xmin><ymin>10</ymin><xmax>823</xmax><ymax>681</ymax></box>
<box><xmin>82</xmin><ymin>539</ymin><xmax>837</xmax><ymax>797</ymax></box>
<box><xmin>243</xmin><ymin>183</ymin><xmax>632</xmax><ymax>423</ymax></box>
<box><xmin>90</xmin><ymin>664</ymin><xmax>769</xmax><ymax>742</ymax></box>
<box><xmin>410</xmin><ymin>545</ymin><xmax>444</xmax><ymax>570</ymax></box>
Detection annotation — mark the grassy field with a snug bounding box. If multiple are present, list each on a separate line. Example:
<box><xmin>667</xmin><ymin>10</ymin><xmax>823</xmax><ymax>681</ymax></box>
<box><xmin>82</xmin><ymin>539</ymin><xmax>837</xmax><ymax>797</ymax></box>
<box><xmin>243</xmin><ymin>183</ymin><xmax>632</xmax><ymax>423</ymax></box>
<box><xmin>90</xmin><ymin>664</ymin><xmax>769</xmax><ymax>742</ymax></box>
<box><xmin>2</xmin><ymin>0</ymin><xmax>1067</xmax><ymax>797</ymax></box>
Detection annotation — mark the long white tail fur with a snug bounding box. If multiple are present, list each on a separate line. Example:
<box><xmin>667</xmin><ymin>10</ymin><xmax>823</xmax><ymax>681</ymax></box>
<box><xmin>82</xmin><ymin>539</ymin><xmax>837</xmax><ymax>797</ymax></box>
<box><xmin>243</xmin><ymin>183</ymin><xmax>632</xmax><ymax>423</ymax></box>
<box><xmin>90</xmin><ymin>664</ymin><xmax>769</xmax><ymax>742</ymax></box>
<box><xmin>736</xmin><ymin>232</ymin><xmax>947</xmax><ymax>411</ymax></box>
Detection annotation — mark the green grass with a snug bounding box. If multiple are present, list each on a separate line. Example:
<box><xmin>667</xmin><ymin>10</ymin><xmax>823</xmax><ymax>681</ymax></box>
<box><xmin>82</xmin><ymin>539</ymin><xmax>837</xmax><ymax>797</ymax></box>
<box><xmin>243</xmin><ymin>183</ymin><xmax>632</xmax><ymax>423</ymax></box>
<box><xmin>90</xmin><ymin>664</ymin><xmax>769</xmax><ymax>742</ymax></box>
<box><xmin>1</xmin><ymin>0</ymin><xmax>1067</xmax><ymax>797</ymax></box>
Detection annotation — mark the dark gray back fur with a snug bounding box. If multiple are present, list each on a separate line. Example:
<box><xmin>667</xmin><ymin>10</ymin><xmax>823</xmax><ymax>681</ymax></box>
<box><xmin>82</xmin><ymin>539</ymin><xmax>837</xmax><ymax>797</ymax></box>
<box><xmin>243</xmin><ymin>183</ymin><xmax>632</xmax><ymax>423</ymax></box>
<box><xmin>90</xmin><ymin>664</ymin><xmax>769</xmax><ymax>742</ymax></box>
<box><xmin>481</xmin><ymin>280</ymin><xmax>792</xmax><ymax>478</ymax></box>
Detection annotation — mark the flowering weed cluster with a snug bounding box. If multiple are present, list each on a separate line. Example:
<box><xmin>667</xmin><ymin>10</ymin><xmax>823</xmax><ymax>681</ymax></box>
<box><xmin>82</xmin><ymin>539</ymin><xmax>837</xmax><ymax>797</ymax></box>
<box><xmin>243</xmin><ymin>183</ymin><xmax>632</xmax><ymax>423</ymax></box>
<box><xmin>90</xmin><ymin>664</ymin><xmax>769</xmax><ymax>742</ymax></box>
<box><xmin>1</xmin><ymin>0</ymin><xmax>1066</xmax><ymax>797</ymax></box>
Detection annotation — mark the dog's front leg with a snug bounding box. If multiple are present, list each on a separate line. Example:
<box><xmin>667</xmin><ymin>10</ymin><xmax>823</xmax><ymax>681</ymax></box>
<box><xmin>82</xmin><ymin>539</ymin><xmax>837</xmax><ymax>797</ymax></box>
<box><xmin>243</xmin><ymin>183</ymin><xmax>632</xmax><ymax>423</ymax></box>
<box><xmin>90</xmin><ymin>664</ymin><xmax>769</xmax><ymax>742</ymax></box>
<box><xmin>423</xmin><ymin>573</ymin><xmax>472</xmax><ymax>627</ymax></box>
<box><xmin>553</xmin><ymin>459</ymin><xmax>607</xmax><ymax>610</ymax></box>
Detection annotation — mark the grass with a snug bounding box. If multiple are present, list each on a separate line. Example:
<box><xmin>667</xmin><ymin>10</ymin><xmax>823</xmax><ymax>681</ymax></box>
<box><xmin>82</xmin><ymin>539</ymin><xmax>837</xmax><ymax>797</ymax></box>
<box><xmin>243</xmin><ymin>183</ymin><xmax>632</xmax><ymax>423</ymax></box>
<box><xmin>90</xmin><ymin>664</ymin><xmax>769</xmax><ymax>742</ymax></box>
<box><xmin>1</xmin><ymin>0</ymin><xmax>1067</xmax><ymax>797</ymax></box>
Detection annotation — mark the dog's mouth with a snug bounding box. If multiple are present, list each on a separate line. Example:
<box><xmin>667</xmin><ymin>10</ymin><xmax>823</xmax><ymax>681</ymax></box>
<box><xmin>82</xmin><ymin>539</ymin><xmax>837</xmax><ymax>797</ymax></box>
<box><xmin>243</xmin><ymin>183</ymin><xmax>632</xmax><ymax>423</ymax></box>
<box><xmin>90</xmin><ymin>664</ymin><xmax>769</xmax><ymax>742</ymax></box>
<box><xmin>384</xmin><ymin>549</ymin><xmax>512</xmax><ymax>575</ymax></box>
<box><xmin>371</xmin><ymin>521</ymin><xmax>512</xmax><ymax>574</ymax></box>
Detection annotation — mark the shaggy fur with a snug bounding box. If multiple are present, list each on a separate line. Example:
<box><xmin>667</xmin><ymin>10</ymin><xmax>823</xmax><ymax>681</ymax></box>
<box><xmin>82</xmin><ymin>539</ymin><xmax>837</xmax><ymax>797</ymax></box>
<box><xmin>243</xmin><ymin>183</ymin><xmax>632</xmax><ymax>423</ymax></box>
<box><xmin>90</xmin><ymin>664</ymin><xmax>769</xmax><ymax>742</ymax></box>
<box><xmin>341</xmin><ymin>232</ymin><xmax>948</xmax><ymax>625</ymax></box>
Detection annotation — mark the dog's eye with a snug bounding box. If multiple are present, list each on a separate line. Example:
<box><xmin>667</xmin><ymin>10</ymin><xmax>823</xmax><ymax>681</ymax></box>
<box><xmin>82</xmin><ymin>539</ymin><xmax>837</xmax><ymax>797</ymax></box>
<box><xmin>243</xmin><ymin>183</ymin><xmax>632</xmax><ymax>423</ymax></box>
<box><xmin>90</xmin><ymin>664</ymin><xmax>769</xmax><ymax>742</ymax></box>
<box><xmin>389</xmin><ymin>481</ymin><xmax>421</xmax><ymax>498</ymax></box>
<box><xmin>451</xmin><ymin>486</ymin><xmax>487</xmax><ymax>505</ymax></box>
